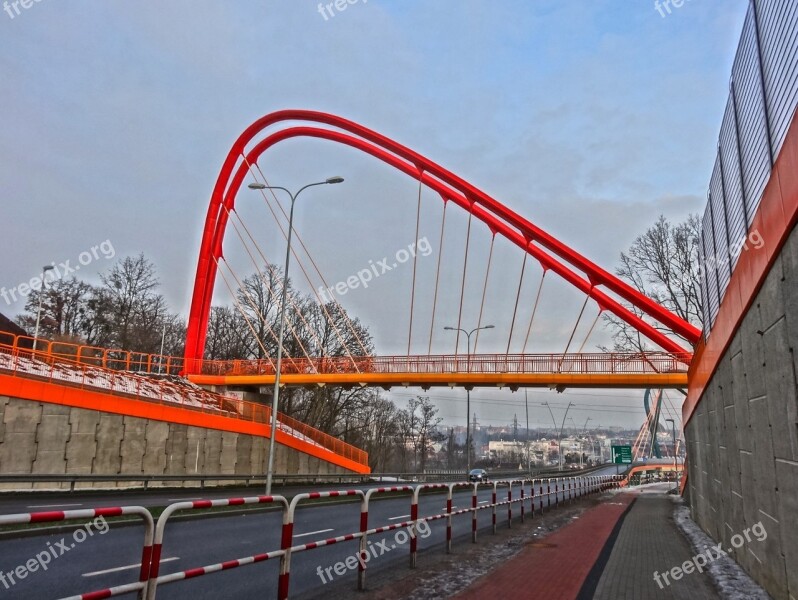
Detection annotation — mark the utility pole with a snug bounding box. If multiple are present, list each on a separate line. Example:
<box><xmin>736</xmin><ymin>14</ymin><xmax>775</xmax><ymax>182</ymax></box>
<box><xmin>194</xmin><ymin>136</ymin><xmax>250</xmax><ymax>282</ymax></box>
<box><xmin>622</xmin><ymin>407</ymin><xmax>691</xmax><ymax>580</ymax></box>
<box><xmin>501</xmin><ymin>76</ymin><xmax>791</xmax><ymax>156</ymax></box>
<box><xmin>525</xmin><ymin>390</ymin><xmax>530</xmax><ymax>474</ymax></box>
<box><xmin>471</xmin><ymin>412</ymin><xmax>478</xmax><ymax>465</ymax></box>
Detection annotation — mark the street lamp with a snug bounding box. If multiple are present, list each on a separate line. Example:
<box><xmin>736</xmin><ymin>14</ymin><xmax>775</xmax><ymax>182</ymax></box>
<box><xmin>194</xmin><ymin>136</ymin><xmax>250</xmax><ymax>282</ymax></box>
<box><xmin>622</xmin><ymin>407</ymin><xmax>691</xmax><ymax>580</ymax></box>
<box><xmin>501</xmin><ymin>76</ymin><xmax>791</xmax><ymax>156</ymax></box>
<box><xmin>33</xmin><ymin>265</ymin><xmax>55</xmax><ymax>356</ymax></box>
<box><xmin>249</xmin><ymin>176</ymin><xmax>344</xmax><ymax>495</ymax></box>
<box><xmin>543</xmin><ymin>401</ymin><xmax>574</xmax><ymax>471</ymax></box>
<box><xmin>444</xmin><ymin>324</ymin><xmax>493</xmax><ymax>474</ymax></box>
<box><xmin>665</xmin><ymin>418</ymin><xmax>678</xmax><ymax>484</ymax></box>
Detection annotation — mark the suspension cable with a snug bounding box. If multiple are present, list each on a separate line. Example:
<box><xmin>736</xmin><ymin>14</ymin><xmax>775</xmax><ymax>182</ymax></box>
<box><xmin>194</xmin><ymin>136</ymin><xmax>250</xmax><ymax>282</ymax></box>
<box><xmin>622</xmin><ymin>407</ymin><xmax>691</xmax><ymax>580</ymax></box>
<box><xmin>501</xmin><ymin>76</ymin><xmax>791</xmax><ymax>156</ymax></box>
<box><xmin>575</xmin><ymin>304</ymin><xmax>603</xmax><ymax>354</ymax></box>
<box><xmin>521</xmin><ymin>269</ymin><xmax>547</xmax><ymax>354</ymax></box>
<box><xmin>505</xmin><ymin>251</ymin><xmax>528</xmax><ymax>355</ymax></box>
<box><xmin>225</xmin><ymin>207</ymin><xmax>321</xmax><ymax>367</ymax></box>
<box><xmin>251</xmin><ymin>161</ymin><xmax>371</xmax><ymax>358</ymax></box>
<box><xmin>221</xmin><ymin>252</ymin><xmax>312</xmax><ymax>369</ymax></box>
<box><xmin>558</xmin><ymin>295</ymin><xmax>590</xmax><ymax>371</ymax></box>
<box><xmin>473</xmin><ymin>233</ymin><xmax>495</xmax><ymax>354</ymax></box>
<box><xmin>407</xmin><ymin>176</ymin><xmax>423</xmax><ymax>356</ymax></box>
<box><xmin>454</xmin><ymin>209</ymin><xmax>473</xmax><ymax>355</ymax></box>
<box><xmin>240</xmin><ymin>161</ymin><xmax>363</xmax><ymax>370</ymax></box>
<box><xmin>216</xmin><ymin>258</ymin><xmax>275</xmax><ymax>368</ymax></box>
<box><xmin>427</xmin><ymin>201</ymin><xmax>448</xmax><ymax>355</ymax></box>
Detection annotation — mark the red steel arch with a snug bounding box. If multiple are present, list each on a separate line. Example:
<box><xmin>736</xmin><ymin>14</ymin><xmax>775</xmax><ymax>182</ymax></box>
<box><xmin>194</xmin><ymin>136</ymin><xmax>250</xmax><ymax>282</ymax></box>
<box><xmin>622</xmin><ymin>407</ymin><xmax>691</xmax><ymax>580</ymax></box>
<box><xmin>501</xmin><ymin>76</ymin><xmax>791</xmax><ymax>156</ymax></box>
<box><xmin>184</xmin><ymin>110</ymin><xmax>700</xmax><ymax>371</ymax></box>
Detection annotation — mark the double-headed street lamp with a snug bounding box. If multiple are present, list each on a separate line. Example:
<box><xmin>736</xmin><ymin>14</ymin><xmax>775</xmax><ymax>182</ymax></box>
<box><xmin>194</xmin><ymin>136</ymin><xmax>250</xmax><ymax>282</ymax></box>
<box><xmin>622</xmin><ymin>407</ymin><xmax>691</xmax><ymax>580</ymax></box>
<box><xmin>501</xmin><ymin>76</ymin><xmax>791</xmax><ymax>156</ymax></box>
<box><xmin>443</xmin><ymin>324</ymin><xmax>493</xmax><ymax>474</ymax></box>
<box><xmin>543</xmin><ymin>400</ymin><xmax>574</xmax><ymax>471</ymax></box>
<box><xmin>248</xmin><ymin>176</ymin><xmax>344</xmax><ymax>495</ymax></box>
<box><xmin>665</xmin><ymin>417</ymin><xmax>678</xmax><ymax>483</ymax></box>
<box><xmin>33</xmin><ymin>265</ymin><xmax>55</xmax><ymax>355</ymax></box>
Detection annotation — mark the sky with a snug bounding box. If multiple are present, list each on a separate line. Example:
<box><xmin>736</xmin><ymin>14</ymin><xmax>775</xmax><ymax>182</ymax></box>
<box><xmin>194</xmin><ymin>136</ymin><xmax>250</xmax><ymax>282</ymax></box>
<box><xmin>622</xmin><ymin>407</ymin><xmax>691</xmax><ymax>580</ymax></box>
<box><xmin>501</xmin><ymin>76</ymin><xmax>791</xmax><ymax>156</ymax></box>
<box><xmin>0</xmin><ymin>0</ymin><xmax>750</xmax><ymax>430</ymax></box>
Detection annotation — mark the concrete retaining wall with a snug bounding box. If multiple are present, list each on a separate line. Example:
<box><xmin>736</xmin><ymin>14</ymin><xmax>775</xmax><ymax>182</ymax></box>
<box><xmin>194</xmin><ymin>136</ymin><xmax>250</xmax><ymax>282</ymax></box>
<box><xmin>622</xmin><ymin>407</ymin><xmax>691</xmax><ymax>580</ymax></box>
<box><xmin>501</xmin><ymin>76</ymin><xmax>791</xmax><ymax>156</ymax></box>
<box><xmin>0</xmin><ymin>395</ymin><xmax>352</xmax><ymax>489</ymax></box>
<box><xmin>685</xmin><ymin>222</ymin><xmax>798</xmax><ymax>600</ymax></box>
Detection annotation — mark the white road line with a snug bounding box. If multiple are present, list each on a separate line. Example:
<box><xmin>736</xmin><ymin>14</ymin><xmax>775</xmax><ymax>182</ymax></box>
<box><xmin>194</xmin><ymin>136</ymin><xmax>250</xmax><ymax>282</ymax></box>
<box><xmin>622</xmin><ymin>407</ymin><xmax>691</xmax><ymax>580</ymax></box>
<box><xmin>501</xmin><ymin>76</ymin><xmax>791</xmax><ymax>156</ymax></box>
<box><xmin>478</xmin><ymin>500</ymin><xmax>489</xmax><ymax>504</ymax></box>
<box><xmin>166</xmin><ymin>498</ymin><xmax>203</xmax><ymax>502</ymax></box>
<box><xmin>294</xmin><ymin>528</ymin><xmax>334</xmax><ymax>538</ymax></box>
<box><xmin>28</xmin><ymin>503</ymin><xmax>83</xmax><ymax>509</ymax></box>
<box><xmin>83</xmin><ymin>557</ymin><xmax>179</xmax><ymax>577</ymax></box>
<box><xmin>388</xmin><ymin>514</ymin><xmax>411</xmax><ymax>521</ymax></box>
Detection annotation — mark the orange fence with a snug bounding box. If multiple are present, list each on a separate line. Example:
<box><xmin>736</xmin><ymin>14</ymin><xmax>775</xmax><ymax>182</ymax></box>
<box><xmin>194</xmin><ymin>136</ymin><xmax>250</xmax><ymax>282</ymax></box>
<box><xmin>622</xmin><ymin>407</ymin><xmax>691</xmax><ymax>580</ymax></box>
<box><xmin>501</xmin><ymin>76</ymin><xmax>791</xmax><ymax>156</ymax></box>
<box><xmin>0</xmin><ymin>339</ymin><xmax>368</xmax><ymax>468</ymax></box>
<box><xmin>0</xmin><ymin>335</ymin><xmax>690</xmax><ymax>379</ymax></box>
<box><xmin>198</xmin><ymin>352</ymin><xmax>692</xmax><ymax>377</ymax></box>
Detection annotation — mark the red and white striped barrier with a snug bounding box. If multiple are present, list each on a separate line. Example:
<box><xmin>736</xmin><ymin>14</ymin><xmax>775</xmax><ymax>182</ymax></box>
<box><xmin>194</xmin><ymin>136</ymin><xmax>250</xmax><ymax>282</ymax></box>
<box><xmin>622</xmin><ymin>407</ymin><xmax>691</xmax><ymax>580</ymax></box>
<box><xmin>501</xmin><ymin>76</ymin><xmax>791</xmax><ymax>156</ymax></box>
<box><xmin>145</xmin><ymin>495</ymin><xmax>289</xmax><ymax>600</ymax></box>
<box><xmin>0</xmin><ymin>505</ymin><xmax>154</xmax><ymax>600</ymax></box>
<box><xmin>3</xmin><ymin>473</ymin><xmax>622</xmax><ymax>600</ymax></box>
<box><xmin>280</xmin><ymin>489</ymin><xmax>365</xmax><ymax>600</ymax></box>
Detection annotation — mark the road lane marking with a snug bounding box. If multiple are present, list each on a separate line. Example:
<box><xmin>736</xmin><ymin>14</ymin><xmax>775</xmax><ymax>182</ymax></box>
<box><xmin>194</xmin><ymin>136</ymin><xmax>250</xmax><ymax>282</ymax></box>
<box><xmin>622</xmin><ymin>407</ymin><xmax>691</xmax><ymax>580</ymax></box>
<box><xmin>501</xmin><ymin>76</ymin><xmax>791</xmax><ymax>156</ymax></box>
<box><xmin>28</xmin><ymin>503</ymin><xmax>83</xmax><ymax>509</ymax></box>
<box><xmin>294</xmin><ymin>528</ymin><xmax>334</xmax><ymax>538</ymax></box>
<box><xmin>83</xmin><ymin>557</ymin><xmax>179</xmax><ymax>577</ymax></box>
<box><xmin>388</xmin><ymin>515</ymin><xmax>411</xmax><ymax>521</ymax></box>
<box><xmin>166</xmin><ymin>498</ymin><xmax>203</xmax><ymax>502</ymax></box>
<box><xmin>478</xmin><ymin>501</ymin><xmax>489</xmax><ymax>504</ymax></box>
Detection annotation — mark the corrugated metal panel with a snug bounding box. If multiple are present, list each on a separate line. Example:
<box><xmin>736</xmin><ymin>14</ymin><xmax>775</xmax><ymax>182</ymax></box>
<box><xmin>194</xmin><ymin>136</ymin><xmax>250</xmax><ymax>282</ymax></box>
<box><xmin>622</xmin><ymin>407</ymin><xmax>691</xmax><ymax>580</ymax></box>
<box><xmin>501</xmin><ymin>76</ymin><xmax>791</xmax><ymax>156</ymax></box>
<box><xmin>698</xmin><ymin>0</ymin><xmax>797</xmax><ymax>336</ymax></box>
<box><xmin>697</xmin><ymin>229</ymin><xmax>712</xmax><ymax>338</ymax></box>
<box><xmin>731</xmin><ymin>9</ymin><xmax>772</xmax><ymax>226</ymax></box>
<box><xmin>702</xmin><ymin>205</ymin><xmax>720</xmax><ymax>328</ymax></box>
<box><xmin>757</xmin><ymin>0</ymin><xmax>798</xmax><ymax>155</ymax></box>
<box><xmin>709</xmin><ymin>158</ymin><xmax>731</xmax><ymax>303</ymax></box>
<box><xmin>718</xmin><ymin>98</ymin><xmax>748</xmax><ymax>271</ymax></box>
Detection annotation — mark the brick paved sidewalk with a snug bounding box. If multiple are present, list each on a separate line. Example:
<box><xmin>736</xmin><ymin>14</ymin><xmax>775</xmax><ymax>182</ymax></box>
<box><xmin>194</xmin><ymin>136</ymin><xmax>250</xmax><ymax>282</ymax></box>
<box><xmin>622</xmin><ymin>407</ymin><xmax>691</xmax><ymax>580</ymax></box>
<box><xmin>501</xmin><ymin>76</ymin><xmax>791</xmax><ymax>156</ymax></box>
<box><xmin>454</xmin><ymin>493</ymin><xmax>636</xmax><ymax>600</ymax></box>
<box><xmin>591</xmin><ymin>491</ymin><xmax>718</xmax><ymax>600</ymax></box>
<box><xmin>455</xmin><ymin>487</ymin><xmax>720</xmax><ymax>600</ymax></box>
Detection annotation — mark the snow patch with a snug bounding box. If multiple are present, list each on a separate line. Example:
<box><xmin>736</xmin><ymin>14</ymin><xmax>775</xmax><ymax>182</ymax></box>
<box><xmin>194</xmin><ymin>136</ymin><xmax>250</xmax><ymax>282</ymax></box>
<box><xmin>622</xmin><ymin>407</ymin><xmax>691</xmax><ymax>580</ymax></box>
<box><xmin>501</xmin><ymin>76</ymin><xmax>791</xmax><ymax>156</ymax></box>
<box><xmin>672</xmin><ymin>497</ymin><xmax>772</xmax><ymax>600</ymax></box>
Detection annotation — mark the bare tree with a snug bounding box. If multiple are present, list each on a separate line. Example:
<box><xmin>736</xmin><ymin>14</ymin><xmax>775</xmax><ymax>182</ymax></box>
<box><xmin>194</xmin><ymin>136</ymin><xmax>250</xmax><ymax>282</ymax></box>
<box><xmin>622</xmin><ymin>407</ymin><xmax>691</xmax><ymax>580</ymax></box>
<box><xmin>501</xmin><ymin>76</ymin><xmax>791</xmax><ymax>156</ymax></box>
<box><xmin>603</xmin><ymin>214</ymin><xmax>703</xmax><ymax>352</ymax></box>
<box><xmin>16</xmin><ymin>278</ymin><xmax>93</xmax><ymax>340</ymax></box>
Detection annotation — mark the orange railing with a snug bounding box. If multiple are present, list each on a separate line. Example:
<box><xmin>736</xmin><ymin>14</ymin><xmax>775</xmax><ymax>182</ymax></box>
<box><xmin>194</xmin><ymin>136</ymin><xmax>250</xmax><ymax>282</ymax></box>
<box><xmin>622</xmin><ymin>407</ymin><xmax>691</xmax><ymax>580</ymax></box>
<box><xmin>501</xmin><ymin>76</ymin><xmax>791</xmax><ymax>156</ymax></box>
<box><xmin>0</xmin><ymin>339</ymin><xmax>368</xmax><ymax>467</ymax></box>
<box><xmin>198</xmin><ymin>352</ymin><xmax>692</xmax><ymax>377</ymax></box>
<box><xmin>0</xmin><ymin>334</ymin><xmax>691</xmax><ymax>380</ymax></box>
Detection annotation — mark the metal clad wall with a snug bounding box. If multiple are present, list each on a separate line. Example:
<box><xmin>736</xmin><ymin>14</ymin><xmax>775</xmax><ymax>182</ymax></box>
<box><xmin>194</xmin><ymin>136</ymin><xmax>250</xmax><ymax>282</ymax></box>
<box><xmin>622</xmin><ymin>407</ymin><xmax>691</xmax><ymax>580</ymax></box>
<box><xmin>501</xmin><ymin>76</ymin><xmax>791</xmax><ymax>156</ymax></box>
<box><xmin>710</xmin><ymin>159</ymin><xmax>731</xmax><ymax>300</ymax></box>
<box><xmin>718</xmin><ymin>98</ymin><xmax>748</xmax><ymax>270</ymax></box>
<box><xmin>702</xmin><ymin>205</ymin><xmax>720</xmax><ymax>327</ymax></box>
<box><xmin>731</xmin><ymin>9</ymin><xmax>771</xmax><ymax>226</ymax></box>
<box><xmin>758</xmin><ymin>0</ymin><xmax>798</xmax><ymax>156</ymax></box>
<box><xmin>699</xmin><ymin>0</ymin><xmax>797</xmax><ymax>339</ymax></box>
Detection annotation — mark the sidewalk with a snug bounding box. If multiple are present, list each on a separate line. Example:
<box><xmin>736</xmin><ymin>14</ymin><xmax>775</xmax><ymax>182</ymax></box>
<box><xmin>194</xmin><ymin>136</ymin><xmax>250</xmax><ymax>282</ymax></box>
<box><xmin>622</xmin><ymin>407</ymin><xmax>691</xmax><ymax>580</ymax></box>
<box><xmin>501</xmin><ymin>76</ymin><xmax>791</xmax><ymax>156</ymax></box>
<box><xmin>455</xmin><ymin>485</ymin><xmax>719</xmax><ymax>600</ymax></box>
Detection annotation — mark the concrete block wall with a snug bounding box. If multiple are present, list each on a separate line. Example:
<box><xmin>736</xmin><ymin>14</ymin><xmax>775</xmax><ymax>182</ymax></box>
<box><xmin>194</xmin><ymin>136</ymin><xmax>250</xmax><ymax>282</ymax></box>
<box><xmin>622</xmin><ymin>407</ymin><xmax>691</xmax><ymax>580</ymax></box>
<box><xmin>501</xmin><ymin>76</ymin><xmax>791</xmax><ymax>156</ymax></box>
<box><xmin>686</xmin><ymin>223</ymin><xmax>798</xmax><ymax>600</ymax></box>
<box><xmin>0</xmin><ymin>396</ymin><xmax>353</xmax><ymax>490</ymax></box>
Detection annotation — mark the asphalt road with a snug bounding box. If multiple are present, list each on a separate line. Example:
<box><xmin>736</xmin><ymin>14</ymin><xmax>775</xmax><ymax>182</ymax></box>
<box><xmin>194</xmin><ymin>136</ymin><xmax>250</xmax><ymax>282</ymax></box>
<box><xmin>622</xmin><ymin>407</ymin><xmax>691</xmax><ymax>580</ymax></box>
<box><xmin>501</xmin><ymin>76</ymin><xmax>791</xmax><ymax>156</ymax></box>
<box><xmin>0</xmin><ymin>467</ymin><xmax>620</xmax><ymax>599</ymax></box>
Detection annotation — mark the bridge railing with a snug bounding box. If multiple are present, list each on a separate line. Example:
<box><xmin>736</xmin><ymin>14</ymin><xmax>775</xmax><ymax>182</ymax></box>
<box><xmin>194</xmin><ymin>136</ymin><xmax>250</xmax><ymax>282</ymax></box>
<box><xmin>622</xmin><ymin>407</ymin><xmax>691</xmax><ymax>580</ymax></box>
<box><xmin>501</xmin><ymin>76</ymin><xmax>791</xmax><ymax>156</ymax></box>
<box><xmin>0</xmin><ymin>341</ymin><xmax>369</xmax><ymax>468</ymax></box>
<box><xmin>197</xmin><ymin>351</ymin><xmax>691</xmax><ymax>377</ymax></box>
<box><xmin>0</xmin><ymin>334</ymin><xmax>690</xmax><ymax>378</ymax></box>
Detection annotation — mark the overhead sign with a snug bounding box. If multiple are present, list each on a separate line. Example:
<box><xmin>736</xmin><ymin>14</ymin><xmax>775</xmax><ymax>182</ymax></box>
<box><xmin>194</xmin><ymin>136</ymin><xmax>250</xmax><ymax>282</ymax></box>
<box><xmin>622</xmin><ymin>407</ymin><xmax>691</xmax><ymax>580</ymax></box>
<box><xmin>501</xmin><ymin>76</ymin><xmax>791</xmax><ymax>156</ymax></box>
<box><xmin>612</xmin><ymin>445</ymin><xmax>632</xmax><ymax>464</ymax></box>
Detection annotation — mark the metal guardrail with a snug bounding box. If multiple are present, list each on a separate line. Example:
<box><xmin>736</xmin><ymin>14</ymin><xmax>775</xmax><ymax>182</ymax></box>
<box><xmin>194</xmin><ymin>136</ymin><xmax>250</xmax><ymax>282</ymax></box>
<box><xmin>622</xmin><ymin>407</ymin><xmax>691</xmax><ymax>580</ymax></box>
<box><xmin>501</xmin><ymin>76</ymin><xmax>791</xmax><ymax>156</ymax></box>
<box><xmin>0</xmin><ymin>465</ymin><xmax>609</xmax><ymax>491</ymax></box>
<box><xmin>2</xmin><ymin>473</ymin><xmax>621</xmax><ymax>599</ymax></box>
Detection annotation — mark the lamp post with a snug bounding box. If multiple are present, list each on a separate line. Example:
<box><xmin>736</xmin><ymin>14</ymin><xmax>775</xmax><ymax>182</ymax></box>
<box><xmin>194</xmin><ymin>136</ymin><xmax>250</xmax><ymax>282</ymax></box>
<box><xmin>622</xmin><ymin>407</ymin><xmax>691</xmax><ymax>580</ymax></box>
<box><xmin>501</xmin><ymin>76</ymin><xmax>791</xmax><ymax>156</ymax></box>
<box><xmin>33</xmin><ymin>265</ymin><xmax>55</xmax><ymax>356</ymax></box>
<box><xmin>665</xmin><ymin>418</ymin><xmax>678</xmax><ymax>484</ymax></box>
<box><xmin>248</xmin><ymin>176</ymin><xmax>344</xmax><ymax>495</ymax></box>
<box><xmin>543</xmin><ymin>401</ymin><xmax>574</xmax><ymax>471</ymax></box>
<box><xmin>444</xmin><ymin>324</ymin><xmax>493</xmax><ymax>475</ymax></box>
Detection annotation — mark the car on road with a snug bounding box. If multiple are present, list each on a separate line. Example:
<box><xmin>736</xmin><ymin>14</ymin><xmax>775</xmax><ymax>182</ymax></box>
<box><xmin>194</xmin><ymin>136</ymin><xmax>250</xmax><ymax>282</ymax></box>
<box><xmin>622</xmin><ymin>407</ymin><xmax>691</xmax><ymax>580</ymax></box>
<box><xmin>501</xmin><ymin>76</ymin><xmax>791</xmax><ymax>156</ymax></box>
<box><xmin>468</xmin><ymin>468</ymin><xmax>489</xmax><ymax>482</ymax></box>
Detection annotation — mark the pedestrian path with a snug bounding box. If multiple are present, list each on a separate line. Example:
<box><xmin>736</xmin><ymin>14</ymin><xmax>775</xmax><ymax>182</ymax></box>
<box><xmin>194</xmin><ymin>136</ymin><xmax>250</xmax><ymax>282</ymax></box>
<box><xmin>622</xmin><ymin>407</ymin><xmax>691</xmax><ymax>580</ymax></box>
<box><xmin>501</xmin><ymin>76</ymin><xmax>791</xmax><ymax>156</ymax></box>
<box><xmin>455</xmin><ymin>485</ymin><xmax>720</xmax><ymax>600</ymax></box>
